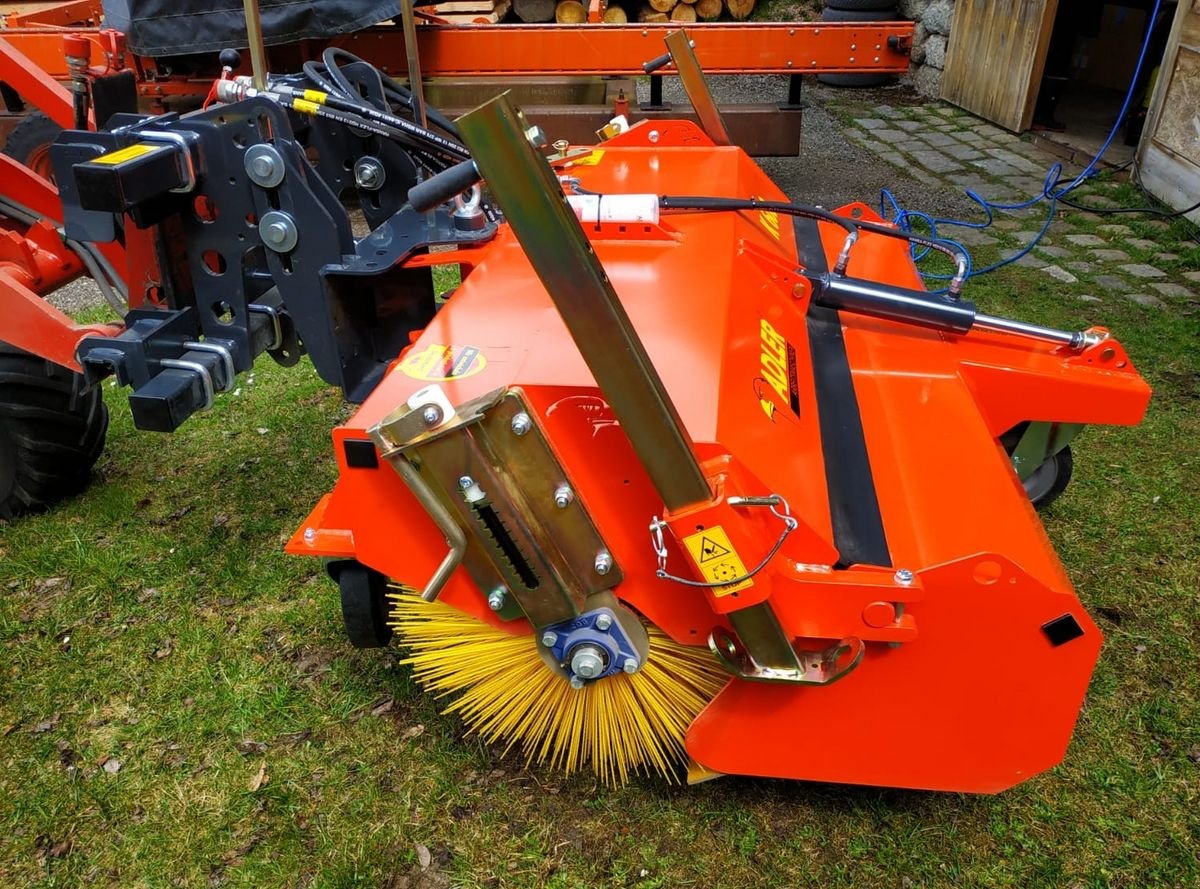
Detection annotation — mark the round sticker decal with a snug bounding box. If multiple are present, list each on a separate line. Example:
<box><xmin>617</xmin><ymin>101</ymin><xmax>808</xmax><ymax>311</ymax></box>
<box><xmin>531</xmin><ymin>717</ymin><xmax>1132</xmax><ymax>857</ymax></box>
<box><xmin>399</xmin><ymin>343</ymin><xmax>487</xmax><ymax>381</ymax></box>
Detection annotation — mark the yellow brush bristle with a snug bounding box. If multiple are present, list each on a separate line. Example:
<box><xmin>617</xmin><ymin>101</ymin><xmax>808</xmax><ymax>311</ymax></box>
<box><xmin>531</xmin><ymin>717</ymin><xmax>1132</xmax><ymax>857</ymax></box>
<box><xmin>388</xmin><ymin>590</ymin><xmax>729</xmax><ymax>785</ymax></box>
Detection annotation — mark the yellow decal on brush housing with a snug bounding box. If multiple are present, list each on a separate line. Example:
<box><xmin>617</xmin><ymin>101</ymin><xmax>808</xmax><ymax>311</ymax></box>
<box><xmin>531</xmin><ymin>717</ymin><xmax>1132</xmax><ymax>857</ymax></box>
<box><xmin>682</xmin><ymin>526</ymin><xmax>753</xmax><ymax>597</ymax></box>
<box><xmin>400</xmin><ymin>344</ymin><xmax>487</xmax><ymax>381</ymax></box>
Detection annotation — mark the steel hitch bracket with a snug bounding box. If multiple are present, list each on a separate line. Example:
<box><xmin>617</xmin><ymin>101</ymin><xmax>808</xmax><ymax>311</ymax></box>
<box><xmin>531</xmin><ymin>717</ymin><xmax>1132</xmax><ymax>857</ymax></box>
<box><xmin>371</xmin><ymin>384</ymin><xmax>620</xmax><ymax>629</ymax></box>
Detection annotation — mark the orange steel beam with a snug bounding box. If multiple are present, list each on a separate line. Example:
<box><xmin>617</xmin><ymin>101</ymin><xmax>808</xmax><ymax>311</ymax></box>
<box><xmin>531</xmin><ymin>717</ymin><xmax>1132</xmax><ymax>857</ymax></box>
<box><xmin>3</xmin><ymin>21</ymin><xmax>913</xmax><ymax>81</ymax></box>
<box><xmin>333</xmin><ymin>23</ymin><xmax>914</xmax><ymax>76</ymax></box>
<box><xmin>3</xmin><ymin>0</ymin><xmax>102</xmax><ymax>27</ymax></box>
<box><xmin>0</xmin><ymin>35</ymin><xmax>76</xmax><ymax>128</ymax></box>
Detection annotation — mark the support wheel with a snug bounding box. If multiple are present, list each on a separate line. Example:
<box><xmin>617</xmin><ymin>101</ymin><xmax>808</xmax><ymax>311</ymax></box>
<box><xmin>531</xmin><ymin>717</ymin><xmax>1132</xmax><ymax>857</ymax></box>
<box><xmin>1023</xmin><ymin>446</ymin><xmax>1073</xmax><ymax>511</ymax></box>
<box><xmin>330</xmin><ymin>561</ymin><xmax>394</xmax><ymax>648</ymax></box>
<box><xmin>2</xmin><ymin>112</ymin><xmax>63</xmax><ymax>181</ymax></box>
<box><xmin>0</xmin><ymin>341</ymin><xmax>108</xmax><ymax>519</ymax></box>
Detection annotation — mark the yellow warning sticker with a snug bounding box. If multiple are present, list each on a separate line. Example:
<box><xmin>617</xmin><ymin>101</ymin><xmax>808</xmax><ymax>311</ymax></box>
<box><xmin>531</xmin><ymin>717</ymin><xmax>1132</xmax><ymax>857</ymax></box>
<box><xmin>399</xmin><ymin>343</ymin><xmax>487</xmax><ymax>382</ymax></box>
<box><xmin>570</xmin><ymin>150</ymin><xmax>605</xmax><ymax>167</ymax></box>
<box><xmin>89</xmin><ymin>143</ymin><xmax>165</xmax><ymax>166</ymax></box>
<box><xmin>682</xmin><ymin>525</ymin><xmax>753</xmax><ymax>597</ymax></box>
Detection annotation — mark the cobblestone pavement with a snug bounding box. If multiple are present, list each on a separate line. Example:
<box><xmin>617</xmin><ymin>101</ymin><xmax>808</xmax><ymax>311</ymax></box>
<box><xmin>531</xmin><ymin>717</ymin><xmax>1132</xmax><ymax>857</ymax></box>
<box><xmin>840</xmin><ymin>101</ymin><xmax>1198</xmax><ymax>311</ymax></box>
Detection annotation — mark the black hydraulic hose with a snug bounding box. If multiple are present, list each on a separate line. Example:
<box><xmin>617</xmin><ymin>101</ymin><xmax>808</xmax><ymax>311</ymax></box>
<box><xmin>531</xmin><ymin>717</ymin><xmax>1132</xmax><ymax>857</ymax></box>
<box><xmin>659</xmin><ymin>195</ymin><xmax>968</xmax><ymax>293</ymax></box>
<box><xmin>659</xmin><ymin>195</ymin><xmax>858</xmax><ymax>239</ymax></box>
<box><xmin>311</xmin><ymin>47</ymin><xmax>462</xmax><ymax>140</ymax></box>
<box><xmin>281</xmin><ymin>91</ymin><xmax>468</xmax><ymax>164</ymax></box>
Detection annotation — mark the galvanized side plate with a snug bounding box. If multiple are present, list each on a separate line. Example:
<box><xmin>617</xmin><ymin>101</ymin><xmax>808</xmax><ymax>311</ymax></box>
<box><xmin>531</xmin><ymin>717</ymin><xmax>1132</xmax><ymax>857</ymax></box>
<box><xmin>374</xmin><ymin>387</ymin><xmax>620</xmax><ymax>628</ymax></box>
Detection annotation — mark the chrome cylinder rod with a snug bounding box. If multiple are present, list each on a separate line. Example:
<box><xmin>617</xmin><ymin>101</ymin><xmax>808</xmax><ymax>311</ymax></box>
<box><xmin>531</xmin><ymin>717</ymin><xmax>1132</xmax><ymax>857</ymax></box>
<box><xmin>974</xmin><ymin>313</ymin><xmax>1086</xmax><ymax>349</ymax></box>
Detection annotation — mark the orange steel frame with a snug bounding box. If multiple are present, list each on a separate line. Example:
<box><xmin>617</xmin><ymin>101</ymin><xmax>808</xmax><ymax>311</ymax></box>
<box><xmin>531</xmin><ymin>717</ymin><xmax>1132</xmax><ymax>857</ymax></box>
<box><xmin>3</xmin><ymin>18</ymin><xmax>913</xmax><ymax>104</ymax></box>
<box><xmin>287</xmin><ymin>120</ymin><xmax>1150</xmax><ymax>792</ymax></box>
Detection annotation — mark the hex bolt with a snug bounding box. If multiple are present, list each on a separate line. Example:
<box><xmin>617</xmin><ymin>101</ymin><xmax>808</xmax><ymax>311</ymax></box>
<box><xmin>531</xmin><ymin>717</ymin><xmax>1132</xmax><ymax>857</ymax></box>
<box><xmin>258</xmin><ymin>211</ymin><xmax>298</xmax><ymax>253</ymax></box>
<box><xmin>511</xmin><ymin>412</ymin><xmax>532</xmax><ymax>436</ymax></box>
<box><xmin>524</xmin><ymin>125</ymin><xmax>548</xmax><ymax>148</ymax></box>
<box><xmin>458</xmin><ymin>475</ymin><xmax>474</xmax><ymax>490</ymax></box>
<box><xmin>570</xmin><ymin>644</ymin><xmax>606</xmax><ymax>680</ymax></box>
<box><xmin>264</xmin><ymin>222</ymin><xmax>288</xmax><ymax>245</ymax></box>
<box><xmin>894</xmin><ymin>568</ymin><xmax>914</xmax><ymax>586</ymax></box>
<box><xmin>251</xmin><ymin>155</ymin><xmax>276</xmax><ymax>180</ymax></box>
<box><xmin>623</xmin><ymin>657</ymin><xmax>639</xmax><ymax>674</ymax></box>
<box><xmin>569</xmin><ymin>677</ymin><xmax>585</xmax><ymax>690</ymax></box>
<box><xmin>552</xmin><ymin>139</ymin><xmax>569</xmax><ymax>154</ymax></box>
<box><xmin>648</xmin><ymin>129</ymin><xmax>660</xmax><ymax>143</ymax></box>
<box><xmin>303</xmin><ymin>527</ymin><xmax>315</xmax><ymax>542</ymax></box>
<box><xmin>594</xmin><ymin>613</ymin><xmax>613</xmax><ymax>632</ymax></box>
<box><xmin>487</xmin><ymin>587</ymin><xmax>506</xmax><ymax>611</ymax></box>
<box><xmin>421</xmin><ymin>405</ymin><xmax>441</xmax><ymax>426</ymax></box>
<box><xmin>244</xmin><ymin>144</ymin><xmax>286</xmax><ymax>188</ymax></box>
<box><xmin>594</xmin><ymin>551</ymin><xmax>613</xmax><ymax>575</ymax></box>
<box><xmin>553</xmin><ymin>484</ymin><xmax>574</xmax><ymax>509</ymax></box>
<box><xmin>353</xmin><ymin>157</ymin><xmax>386</xmax><ymax>192</ymax></box>
<box><xmin>541</xmin><ymin>631</ymin><xmax>558</xmax><ymax>647</ymax></box>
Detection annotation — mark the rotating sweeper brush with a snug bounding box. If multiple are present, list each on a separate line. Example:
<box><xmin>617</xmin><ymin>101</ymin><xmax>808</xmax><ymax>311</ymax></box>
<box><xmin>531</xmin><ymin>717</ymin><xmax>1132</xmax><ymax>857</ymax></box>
<box><xmin>37</xmin><ymin>28</ymin><xmax>1149</xmax><ymax>790</ymax></box>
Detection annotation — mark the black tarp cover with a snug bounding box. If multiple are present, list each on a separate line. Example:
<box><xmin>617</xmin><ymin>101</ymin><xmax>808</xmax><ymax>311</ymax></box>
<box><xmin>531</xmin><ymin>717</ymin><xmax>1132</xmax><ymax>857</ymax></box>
<box><xmin>103</xmin><ymin>0</ymin><xmax>400</xmax><ymax>56</ymax></box>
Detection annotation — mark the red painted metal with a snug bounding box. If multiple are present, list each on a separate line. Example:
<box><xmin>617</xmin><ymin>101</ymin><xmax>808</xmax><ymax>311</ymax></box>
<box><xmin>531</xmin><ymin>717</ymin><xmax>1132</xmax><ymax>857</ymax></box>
<box><xmin>288</xmin><ymin>123</ymin><xmax>1149</xmax><ymax>791</ymax></box>
<box><xmin>0</xmin><ymin>153</ymin><xmax>124</xmax><ymax>368</ymax></box>
<box><xmin>0</xmin><ymin>35</ymin><xmax>78</xmax><ymax>129</ymax></box>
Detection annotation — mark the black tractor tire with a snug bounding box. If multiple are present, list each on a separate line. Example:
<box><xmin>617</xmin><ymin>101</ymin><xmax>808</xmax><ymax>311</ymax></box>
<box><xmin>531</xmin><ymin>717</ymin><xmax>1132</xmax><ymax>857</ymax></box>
<box><xmin>0</xmin><ymin>341</ymin><xmax>108</xmax><ymax>519</ymax></box>
<box><xmin>2</xmin><ymin>111</ymin><xmax>63</xmax><ymax>180</ymax></box>
<box><xmin>820</xmin><ymin>6</ymin><xmax>899</xmax><ymax>21</ymax></box>
<box><xmin>1022</xmin><ymin>446</ymin><xmax>1074</xmax><ymax>511</ymax></box>
<box><xmin>825</xmin><ymin>0</ymin><xmax>897</xmax><ymax>11</ymax></box>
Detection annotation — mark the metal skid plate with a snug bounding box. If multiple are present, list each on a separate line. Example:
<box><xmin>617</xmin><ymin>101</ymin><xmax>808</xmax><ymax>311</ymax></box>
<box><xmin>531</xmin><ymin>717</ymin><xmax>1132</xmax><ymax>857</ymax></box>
<box><xmin>373</xmin><ymin>387</ymin><xmax>621</xmax><ymax>628</ymax></box>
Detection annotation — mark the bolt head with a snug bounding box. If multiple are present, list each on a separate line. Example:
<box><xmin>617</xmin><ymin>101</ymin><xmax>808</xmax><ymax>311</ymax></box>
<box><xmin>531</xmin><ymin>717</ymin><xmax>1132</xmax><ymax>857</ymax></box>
<box><xmin>251</xmin><ymin>155</ymin><xmax>274</xmax><ymax>177</ymax></box>
<box><xmin>541</xmin><ymin>631</ymin><xmax>558</xmax><ymax>648</ymax></box>
<box><xmin>594</xmin><ymin>551</ymin><xmax>613</xmax><ymax>575</ymax></box>
<box><xmin>648</xmin><ymin>129</ymin><xmax>660</xmax><ymax>143</ymax></box>
<box><xmin>487</xmin><ymin>588</ymin><xmax>506</xmax><ymax>611</ymax></box>
<box><xmin>265</xmin><ymin>222</ymin><xmax>288</xmax><ymax>244</ymax></box>
<box><xmin>623</xmin><ymin>657</ymin><xmax>639</xmax><ymax>674</ymax></box>
<box><xmin>458</xmin><ymin>476</ymin><xmax>474</xmax><ymax>490</ymax></box>
<box><xmin>421</xmin><ymin>405</ymin><xmax>441</xmax><ymax>426</ymax></box>
<box><xmin>569</xmin><ymin>677</ymin><xmax>585</xmax><ymax>690</ymax></box>
<box><xmin>303</xmin><ymin>527</ymin><xmax>315</xmax><ymax>542</ymax></box>
<box><xmin>894</xmin><ymin>568</ymin><xmax>914</xmax><ymax>586</ymax></box>
<box><xmin>594</xmin><ymin>613</ymin><xmax>613</xmax><ymax>632</ymax></box>
<box><xmin>553</xmin><ymin>484</ymin><xmax>573</xmax><ymax>509</ymax></box>
<box><xmin>570</xmin><ymin>645</ymin><xmax>605</xmax><ymax>679</ymax></box>
<box><xmin>552</xmin><ymin>139</ymin><xmax>569</xmax><ymax>153</ymax></box>
<box><xmin>524</xmin><ymin>125</ymin><xmax>548</xmax><ymax>148</ymax></box>
<box><xmin>511</xmin><ymin>413</ymin><xmax>531</xmax><ymax>436</ymax></box>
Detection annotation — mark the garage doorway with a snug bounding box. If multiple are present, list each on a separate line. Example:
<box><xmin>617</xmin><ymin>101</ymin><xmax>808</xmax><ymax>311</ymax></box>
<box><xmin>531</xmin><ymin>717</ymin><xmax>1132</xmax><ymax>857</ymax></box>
<box><xmin>944</xmin><ymin>0</ymin><xmax>1178</xmax><ymax>168</ymax></box>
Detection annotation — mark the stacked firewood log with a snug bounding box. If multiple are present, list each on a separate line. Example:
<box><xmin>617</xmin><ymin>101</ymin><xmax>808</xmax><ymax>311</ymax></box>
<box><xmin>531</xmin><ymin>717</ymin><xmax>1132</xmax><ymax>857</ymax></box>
<box><xmin>508</xmin><ymin>0</ymin><xmax>755</xmax><ymax>23</ymax></box>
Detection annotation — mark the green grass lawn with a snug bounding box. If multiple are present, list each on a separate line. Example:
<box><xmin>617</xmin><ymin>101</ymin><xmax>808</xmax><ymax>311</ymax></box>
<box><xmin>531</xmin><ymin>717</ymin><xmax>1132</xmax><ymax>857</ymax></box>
<box><xmin>2</xmin><ymin>203</ymin><xmax>1199</xmax><ymax>887</ymax></box>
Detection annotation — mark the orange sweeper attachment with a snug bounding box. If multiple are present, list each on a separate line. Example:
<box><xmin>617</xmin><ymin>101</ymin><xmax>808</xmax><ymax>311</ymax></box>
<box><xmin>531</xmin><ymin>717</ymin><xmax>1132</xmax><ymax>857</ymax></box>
<box><xmin>26</xmin><ymin>26</ymin><xmax>1149</xmax><ymax>791</ymax></box>
<box><xmin>287</xmin><ymin>48</ymin><xmax>1150</xmax><ymax>790</ymax></box>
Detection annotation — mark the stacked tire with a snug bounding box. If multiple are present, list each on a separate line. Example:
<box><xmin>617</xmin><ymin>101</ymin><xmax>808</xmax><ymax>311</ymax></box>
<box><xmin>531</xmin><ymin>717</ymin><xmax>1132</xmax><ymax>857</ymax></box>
<box><xmin>817</xmin><ymin>0</ymin><xmax>900</xmax><ymax>88</ymax></box>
